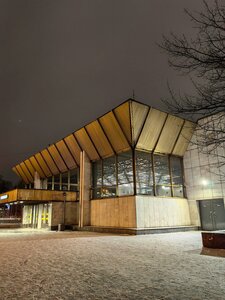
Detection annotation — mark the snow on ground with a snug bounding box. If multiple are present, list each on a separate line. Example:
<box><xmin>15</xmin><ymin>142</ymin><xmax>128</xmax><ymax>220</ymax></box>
<box><xmin>0</xmin><ymin>230</ymin><xmax>225</xmax><ymax>300</ymax></box>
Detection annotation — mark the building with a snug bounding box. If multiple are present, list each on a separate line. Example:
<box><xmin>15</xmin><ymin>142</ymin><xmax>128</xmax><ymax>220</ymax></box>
<box><xmin>0</xmin><ymin>99</ymin><xmax>224</xmax><ymax>233</ymax></box>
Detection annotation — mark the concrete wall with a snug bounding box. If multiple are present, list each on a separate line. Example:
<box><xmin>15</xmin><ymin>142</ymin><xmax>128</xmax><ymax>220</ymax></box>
<box><xmin>184</xmin><ymin>123</ymin><xmax>225</xmax><ymax>226</ymax></box>
<box><xmin>135</xmin><ymin>196</ymin><xmax>191</xmax><ymax>228</ymax></box>
<box><xmin>90</xmin><ymin>196</ymin><xmax>136</xmax><ymax>228</ymax></box>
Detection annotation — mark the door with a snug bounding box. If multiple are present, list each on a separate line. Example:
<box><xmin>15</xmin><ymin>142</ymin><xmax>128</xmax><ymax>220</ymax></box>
<box><xmin>41</xmin><ymin>204</ymin><xmax>49</xmax><ymax>228</ymax></box>
<box><xmin>199</xmin><ymin>199</ymin><xmax>225</xmax><ymax>231</ymax></box>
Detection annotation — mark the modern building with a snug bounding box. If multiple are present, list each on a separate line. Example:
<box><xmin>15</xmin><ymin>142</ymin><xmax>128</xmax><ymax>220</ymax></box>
<box><xmin>0</xmin><ymin>99</ymin><xmax>224</xmax><ymax>233</ymax></box>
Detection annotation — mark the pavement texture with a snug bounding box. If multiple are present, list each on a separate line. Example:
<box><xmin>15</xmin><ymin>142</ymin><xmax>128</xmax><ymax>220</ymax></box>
<box><xmin>0</xmin><ymin>229</ymin><xmax>225</xmax><ymax>300</ymax></box>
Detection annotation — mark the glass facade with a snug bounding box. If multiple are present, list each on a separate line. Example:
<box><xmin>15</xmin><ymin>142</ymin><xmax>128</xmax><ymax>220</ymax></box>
<box><xmin>135</xmin><ymin>151</ymin><xmax>154</xmax><ymax>195</ymax></box>
<box><xmin>92</xmin><ymin>150</ymin><xmax>184</xmax><ymax>199</ymax></box>
<box><xmin>47</xmin><ymin>168</ymin><xmax>79</xmax><ymax>191</ymax></box>
<box><xmin>92</xmin><ymin>150</ymin><xmax>134</xmax><ymax>198</ymax></box>
<box><xmin>117</xmin><ymin>151</ymin><xmax>133</xmax><ymax>196</ymax></box>
<box><xmin>154</xmin><ymin>154</ymin><xmax>172</xmax><ymax>197</ymax></box>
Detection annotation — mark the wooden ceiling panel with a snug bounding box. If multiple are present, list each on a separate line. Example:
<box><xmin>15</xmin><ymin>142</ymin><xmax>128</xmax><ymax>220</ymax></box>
<box><xmin>20</xmin><ymin>162</ymin><xmax>33</xmax><ymax>182</ymax></box>
<box><xmin>24</xmin><ymin>159</ymin><xmax>35</xmax><ymax>177</ymax></box>
<box><xmin>64</xmin><ymin>134</ymin><xmax>81</xmax><ymax>165</ymax></box>
<box><xmin>29</xmin><ymin>156</ymin><xmax>46</xmax><ymax>178</ymax></box>
<box><xmin>99</xmin><ymin>111</ymin><xmax>130</xmax><ymax>153</ymax></box>
<box><xmin>74</xmin><ymin>128</ymin><xmax>100</xmax><ymax>161</ymax></box>
<box><xmin>35</xmin><ymin>153</ymin><xmax>52</xmax><ymax>177</ymax></box>
<box><xmin>136</xmin><ymin>109</ymin><xmax>167</xmax><ymax>151</ymax></box>
<box><xmin>173</xmin><ymin>120</ymin><xmax>196</xmax><ymax>156</ymax></box>
<box><xmin>130</xmin><ymin>101</ymin><xmax>149</xmax><ymax>145</ymax></box>
<box><xmin>113</xmin><ymin>101</ymin><xmax>132</xmax><ymax>145</ymax></box>
<box><xmin>85</xmin><ymin>120</ymin><xmax>114</xmax><ymax>158</ymax></box>
<box><xmin>41</xmin><ymin>149</ymin><xmax>59</xmax><ymax>175</ymax></box>
<box><xmin>155</xmin><ymin>115</ymin><xmax>184</xmax><ymax>154</ymax></box>
<box><xmin>48</xmin><ymin>144</ymin><xmax>68</xmax><ymax>173</ymax></box>
<box><xmin>55</xmin><ymin>140</ymin><xmax>77</xmax><ymax>170</ymax></box>
<box><xmin>16</xmin><ymin>165</ymin><xmax>29</xmax><ymax>184</ymax></box>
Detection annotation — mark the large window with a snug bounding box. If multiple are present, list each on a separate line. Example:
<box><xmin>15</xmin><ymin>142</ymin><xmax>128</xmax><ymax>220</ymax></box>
<box><xmin>46</xmin><ymin>168</ymin><xmax>79</xmax><ymax>191</ymax></box>
<box><xmin>92</xmin><ymin>151</ymin><xmax>134</xmax><ymax>199</ymax></box>
<box><xmin>135</xmin><ymin>150</ymin><xmax>184</xmax><ymax>198</ymax></box>
<box><xmin>69</xmin><ymin>169</ymin><xmax>79</xmax><ymax>192</ymax></box>
<box><xmin>170</xmin><ymin>156</ymin><xmax>184</xmax><ymax>197</ymax></box>
<box><xmin>117</xmin><ymin>151</ymin><xmax>134</xmax><ymax>196</ymax></box>
<box><xmin>136</xmin><ymin>151</ymin><xmax>154</xmax><ymax>195</ymax></box>
<box><xmin>102</xmin><ymin>156</ymin><xmax>117</xmax><ymax>197</ymax></box>
<box><xmin>92</xmin><ymin>150</ymin><xmax>184</xmax><ymax>199</ymax></box>
<box><xmin>92</xmin><ymin>160</ymin><xmax>102</xmax><ymax>198</ymax></box>
<box><xmin>154</xmin><ymin>154</ymin><xmax>172</xmax><ymax>197</ymax></box>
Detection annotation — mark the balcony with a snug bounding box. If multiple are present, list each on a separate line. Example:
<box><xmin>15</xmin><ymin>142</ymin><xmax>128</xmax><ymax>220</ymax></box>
<box><xmin>0</xmin><ymin>189</ymin><xmax>78</xmax><ymax>205</ymax></box>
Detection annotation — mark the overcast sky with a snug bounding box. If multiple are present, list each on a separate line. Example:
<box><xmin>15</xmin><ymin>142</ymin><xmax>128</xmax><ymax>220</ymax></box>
<box><xmin>0</xmin><ymin>0</ymin><xmax>204</xmax><ymax>183</ymax></box>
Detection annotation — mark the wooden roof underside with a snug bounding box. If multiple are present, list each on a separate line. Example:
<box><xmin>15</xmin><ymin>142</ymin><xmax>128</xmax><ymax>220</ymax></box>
<box><xmin>13</xmin><ymin>100</ymin><xmax>195</xmax><ymax>183</ymax></box>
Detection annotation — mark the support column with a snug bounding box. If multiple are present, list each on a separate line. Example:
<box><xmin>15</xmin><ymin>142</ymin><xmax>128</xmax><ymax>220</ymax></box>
<box><xmin>79</xmin><ymin>151</ymin><xmax>91</xmax><ymax>227</ymax></box>
<box><xmin>34</xmin><ymin>171</ymin><xmax>41</xmax><ymax>189</ymax></box>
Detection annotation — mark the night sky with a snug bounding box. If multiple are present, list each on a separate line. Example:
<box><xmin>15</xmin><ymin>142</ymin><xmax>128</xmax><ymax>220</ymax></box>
<box><xmin>0</xmin><ymin>0</ymin><xmax>203</xmax><ymax>183</ymax></box>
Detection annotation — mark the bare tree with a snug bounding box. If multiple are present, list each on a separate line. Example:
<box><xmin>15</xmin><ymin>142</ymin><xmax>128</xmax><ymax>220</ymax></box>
<box><xmin>160</xmin><ymin>0</ymin><xmax>225</xmax><ymax>176</ymax></box>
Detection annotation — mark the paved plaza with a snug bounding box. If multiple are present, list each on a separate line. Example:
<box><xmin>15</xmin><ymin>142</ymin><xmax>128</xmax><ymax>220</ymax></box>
<box><xmin>0</xmin><ymin>230</ymin><xmax>225</xmax><ymax>300</ymax></box>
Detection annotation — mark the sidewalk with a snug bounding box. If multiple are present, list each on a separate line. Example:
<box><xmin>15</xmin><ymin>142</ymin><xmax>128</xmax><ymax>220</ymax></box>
<box><xmin>0</xmin><ymin>231</ymin><xmax>225</xmax><ymax>300</ymax></box>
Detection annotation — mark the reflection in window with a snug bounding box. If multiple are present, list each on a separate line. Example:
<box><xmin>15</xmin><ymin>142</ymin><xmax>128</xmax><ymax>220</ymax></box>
<box><xmin>154</xmin><ymin>155</ymin><xmax>171</xmax><ymax>196</ymax></box>
<box><xmin>102</xmin><ymin>156</ymin><xmax>116</xmax><ymax>198</ymax></box>
<box><xmin>54</xmin><ymin>174</ymin><xmax>60</xmax><ymax>191</ymax></box>
<box><xmin>46</xmin><ymin>168</ymin><xmax>79</xmax><ymax>192</ymax></box>
<box><xmin>61</xmin><ymin>172</ymin><xmax>68</xmax><ymax>191</ymax></box>
<box><xmin>170</xmin><ymin>156</ymin><xmax>184</xmax><ymax>197</ymax></box>
<box><xmin>92</xmin><ymin>160</ymin><xmax>102</xmax><ymax>198</ymax></box>
<box><xmin>91</xmin><ymin>151</ymin><xmax>184</xmax><ymax>199</ymax></box>
<box><xmin>136</xmin><ymin>151</ymin><xmax>154</xmax><ymax>195</ymax></box>
<box><xmin>117</xmin><ymin>151</ymin><xmax>134</xmax><ymax>196</ymax></box>
<box><xmin>47</xmin><ymin>177</ymin><xmax>53</xmax><ymax>190</ymax></box>
<box><xmin>70</xmin><ymin>169</ymin><xmax>79</xmax><ymax>192</ymax></box>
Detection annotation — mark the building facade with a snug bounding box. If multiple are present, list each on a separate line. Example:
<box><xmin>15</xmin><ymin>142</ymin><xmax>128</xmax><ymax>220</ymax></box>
<box><xmin>1</xmin><ymin>100</ymin><xmax>224</xmax><ymax>233</ymax></box>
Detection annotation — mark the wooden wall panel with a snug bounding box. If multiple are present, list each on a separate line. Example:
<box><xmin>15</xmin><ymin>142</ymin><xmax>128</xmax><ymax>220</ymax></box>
<box><xmin>113</xmin><ymin>101</ymin><xmax>132</xmax><ymax>145</ymax></box>
<box><xmin>85</xmin><ymin>120</ymin><xmax>114</xmax><ymax>158</ymax></box>
<box><xmin>35</xmin><ymin>153</ymin><xmax>52</xmax><ymax>177</ymax></box>
<box><xmin>55</xmin><ymin>140</ymin><xmax>77</xmax><ymax>169</ymax></box>
<box><xmin>0</xmin><ymin>189</ymin><xmax>18</xmax><ymax>204</ymax></box>
<box><xmin>48</xmin><ymin>144</ymin><xmax>68</xmax><ymax>173</ymax></box>
<box><xmin>136</xmin><ymin>109</ymin><xmax>167</xmax><ymax>151</ymax></box>
<box><xmin>17</xmin><ymin>189</ymin><xmax>77</xmax><ymax>202</ymax></box>
<box><xmin>90</xmin><ymin>196</ymin><xmax>136</xmax><ymax>228</ymax></box>
<box><xmin>64</xmin><ymin>134</ymin><xmax>81</xmax><ymax>165</ymax></box>
<box><xmin>130</xmin><ymin>101</ymin><xmax>149</xmax><ymax>145</ymax></box>
<box><xmin>74</xmin><ymin>128</ymin><xmax>100</xmax><ymax>161</ymax></box>
<box><xmin>173</xmin><ymin>120</ymin><xmax>196</xmax><ymax>156</ymax></box>
<box><xmin>29</xmin><ymin>156</ymin><xmax>46</xmax><ymax>178</ymax></box>
<box><xmin>99</xmin><ymin>112</ymin><xmax>130</xmax><ymax>153</ymax></box>
<box><xmin>155</xmin><ymin>115</ymin><xmax>184</xmax><ymax>154</ymax></box>
<box><xmin>41</xmin><ymin>150</ymin><xmax>59</xmax><ymax>175</ymax></box>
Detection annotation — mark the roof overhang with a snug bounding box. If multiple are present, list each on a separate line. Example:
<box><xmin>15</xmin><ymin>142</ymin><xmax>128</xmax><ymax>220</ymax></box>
<box><xmin>12</xmin><ymin>99</ymin><xmax>196</xmax><ymax>183</ymax></box>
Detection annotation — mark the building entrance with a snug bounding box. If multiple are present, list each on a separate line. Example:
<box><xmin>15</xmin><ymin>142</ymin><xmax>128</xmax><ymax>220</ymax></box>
<box><xmin>199</xmin><ymin>199</ymin><xmax>225</xmax><ymax>231</ymax></box>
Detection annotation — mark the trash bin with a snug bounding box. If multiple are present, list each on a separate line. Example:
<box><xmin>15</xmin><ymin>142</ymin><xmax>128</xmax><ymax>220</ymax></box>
<box><xmin>58</xmin><ymin>224</ymin><xmax>65</xmax><ymax>231</ymax></box>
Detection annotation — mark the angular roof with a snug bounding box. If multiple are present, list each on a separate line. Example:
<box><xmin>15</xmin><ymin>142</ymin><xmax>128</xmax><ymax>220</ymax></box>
<box><xmin>13</xmin><ymin>99</ymin><xmax>196</xmax><ymax>183</ymax></box>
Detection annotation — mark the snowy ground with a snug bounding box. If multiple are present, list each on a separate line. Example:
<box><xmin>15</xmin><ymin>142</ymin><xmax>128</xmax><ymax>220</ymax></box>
<box><xmin>0</xmin><ymin>230</ymin><xmax>225</xmax><ymax>300</ymax></box>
